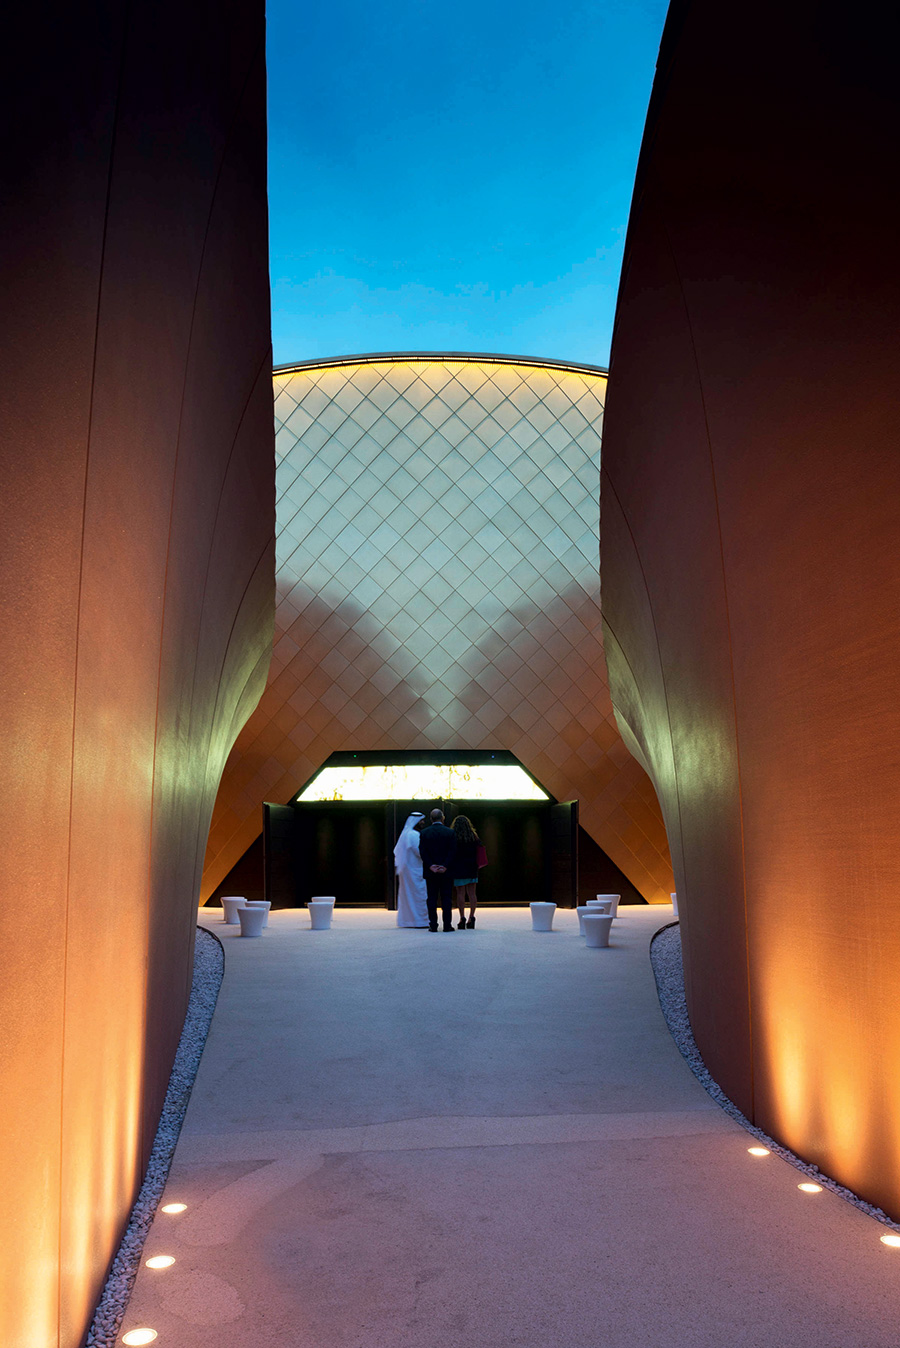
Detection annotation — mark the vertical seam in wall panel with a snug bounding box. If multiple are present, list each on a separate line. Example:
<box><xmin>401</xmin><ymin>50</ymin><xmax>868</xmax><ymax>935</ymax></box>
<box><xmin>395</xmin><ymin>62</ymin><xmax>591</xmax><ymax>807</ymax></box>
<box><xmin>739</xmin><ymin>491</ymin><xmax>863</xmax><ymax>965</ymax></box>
<box><xmin>186</xmin><ymin>347</ymin><xmax>274</xmax><ymax>908</ymax></box>
<box><xmin>661</xmin><ymin>221</ymin><xmax>755</xmax><ymax>1119</ymax></box>
<box><xmin>600</xmin><ymin>471</ymin><xmax>686</xmax><ymax>881</ymax></box>
<box><xmin>177</xmin><ymin>36</ymin><xmax>270</xmax><ymax>921</ymax></box>
<box><xmin>56</xmin><ymin>8</ymin><xmax>132</xmax><ymax>1341</ymax></box>
<box><xmin>144</xmin><ymin>32</ymin><xmax>268</xmax><ymax>1074</ymax></box>
<box><xmin>192</xmin><ymin>520</ymin><xmax>275</xmax><ymax>902</ymax></box>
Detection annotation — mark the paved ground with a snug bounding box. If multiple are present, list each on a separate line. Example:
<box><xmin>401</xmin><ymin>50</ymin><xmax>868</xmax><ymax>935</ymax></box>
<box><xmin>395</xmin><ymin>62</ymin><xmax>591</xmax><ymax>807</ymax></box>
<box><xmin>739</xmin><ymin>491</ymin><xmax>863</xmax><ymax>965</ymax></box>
<box><xmin>123</xmin><ymin>907</ymin><xmax>900</xmax><ymax>1346</ymax></box>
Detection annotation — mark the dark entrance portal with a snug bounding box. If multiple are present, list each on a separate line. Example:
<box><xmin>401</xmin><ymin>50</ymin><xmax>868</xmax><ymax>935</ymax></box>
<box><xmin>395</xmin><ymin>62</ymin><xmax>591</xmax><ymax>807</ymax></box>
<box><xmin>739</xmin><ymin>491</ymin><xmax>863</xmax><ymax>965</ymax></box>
<box><xmin>263</xmin><ymin>797</ymin><xmax>578</xmax><ymax>909</ymax></box>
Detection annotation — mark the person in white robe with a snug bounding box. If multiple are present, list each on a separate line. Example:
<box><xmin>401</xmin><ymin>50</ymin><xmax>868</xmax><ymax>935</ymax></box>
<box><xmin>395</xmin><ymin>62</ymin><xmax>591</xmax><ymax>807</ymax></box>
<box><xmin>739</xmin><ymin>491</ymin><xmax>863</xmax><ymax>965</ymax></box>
<box><xmin>394</xmin><ymin>812</ymin><xmax>429</xmax><ymax>927</ymax></box>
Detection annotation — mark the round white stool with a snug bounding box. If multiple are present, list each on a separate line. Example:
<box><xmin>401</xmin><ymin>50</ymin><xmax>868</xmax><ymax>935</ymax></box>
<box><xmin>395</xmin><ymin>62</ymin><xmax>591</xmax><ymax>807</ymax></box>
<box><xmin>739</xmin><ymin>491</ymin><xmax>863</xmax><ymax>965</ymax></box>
<box><xmin>592</xmin><ymin>893</ymin><xmax>621</xmax><ymax>918</ymax></box>
<box><xmin>237</xmin><ymin>905</ymin><xmax>266</xmax><ymax>937</ymax></box>
<box><xmin>244</xmin><ymin>901</ymin><xmax>271</xmax><ymax>928</ymax></box>
<box><xmin>530</xmin><ymin>902</ymin><xmax>556</xmax><ymax>932</ymax></box>
<box><xmin>587</xmin><ymin>898</ymin><xmax>613</xmax><ymax>916</ymax></box>
<box><xmin>308</xmin><ymin>901</ymin><xmax>334</xmax><ymax>930</ymax></box>
<box><xmin>576</xmin><ymin>905</ymin><xmax>595</xmax><ymax>935</ymax></box>
<box><xmin>671</xmin><ymin>892</ymin><xmax>679</xmax><ymax>917</ymax></box>
<box><xmin>221</xmin><ymin>896</ymin><xmax>246</xmax><ymax>925</ymax></box>
<box><xmin>583</xmin><ymin>913</ymin><xmax>614</xmax><ymax>948</ymax></box>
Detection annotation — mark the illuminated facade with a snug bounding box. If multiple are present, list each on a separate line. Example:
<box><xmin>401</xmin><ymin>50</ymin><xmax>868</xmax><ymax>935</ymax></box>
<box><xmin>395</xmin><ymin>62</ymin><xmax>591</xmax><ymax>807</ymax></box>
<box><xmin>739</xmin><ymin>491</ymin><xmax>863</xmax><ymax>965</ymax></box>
<box><xmin>297</xmin><ymin>762</ymin><xmax>549</xmax><ymax>802</ymax></box>
<box><xmin>203</xmin><ymin>354</ymin><xmax>673</xmax><ymax>902</ymax></box>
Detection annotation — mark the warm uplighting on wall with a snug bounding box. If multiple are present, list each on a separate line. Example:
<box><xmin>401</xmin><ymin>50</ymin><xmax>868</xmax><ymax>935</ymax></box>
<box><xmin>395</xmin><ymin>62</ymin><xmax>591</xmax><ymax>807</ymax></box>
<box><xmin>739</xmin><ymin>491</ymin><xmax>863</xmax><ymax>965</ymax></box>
<box><xmin>145</xmin><ymin>1255</ymin><xmax>175</xmax><ymax>1269</ymax></box>
<box><xmin>297</xmin><ymin>763</ymin><xmax>549</xmax><ymax>802</ymax></box>
<box><xmin>798</xmin><ymin>1182</ymin><xmax>822</xmax><ymax>1193</ymax></box>
<box><xmin>747</xmin><ymin>1146</ymin><xmax>770</xmax><ymax>1156</ymax></box>
<box><xmin>160</xmin><ymin>1202</ymin><xmax>186</xmax><ymax>1214</ymax></box>
<box><xmin>122</xmin><ymin>1331</ymin><xmax>158</xmax><ymax>1346</ymax></box>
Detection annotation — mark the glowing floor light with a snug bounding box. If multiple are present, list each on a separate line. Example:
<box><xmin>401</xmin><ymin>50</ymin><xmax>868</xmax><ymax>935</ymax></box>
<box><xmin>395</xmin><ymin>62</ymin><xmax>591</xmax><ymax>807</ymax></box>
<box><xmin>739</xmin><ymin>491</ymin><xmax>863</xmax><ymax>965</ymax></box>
<box><xmin>160</xmin><ymin>1202</ymin><xmax>187</xmax><ymax>1214</ymax></box>
<box><xmin>880</xmin><ymin>1233</ymin><xmax>900</xmax><ymax>1248</ymax></box>
<box><xmin>798</xmin><ymin>1182</ymin><xmax>822</xmax><ymax>1193</ymax></box>
<box><xmin>297</xmin><ymin>763</ymin><xmax>548</xmax><ymax>802</ymax></box>
<box><xmin>145</xmin><ymin>1255</ymin><xmax>175</xmax><ymax>1269</ymax></box>
<box><xmin>122</xmin><ymin>1331</ymin><xmax>158</xmax><ymax>1346</ymax></box>
<box><xmin>747</xmin><ymin>1146</ymin><xmax>770</xmax><ymax>1156</ymax></box>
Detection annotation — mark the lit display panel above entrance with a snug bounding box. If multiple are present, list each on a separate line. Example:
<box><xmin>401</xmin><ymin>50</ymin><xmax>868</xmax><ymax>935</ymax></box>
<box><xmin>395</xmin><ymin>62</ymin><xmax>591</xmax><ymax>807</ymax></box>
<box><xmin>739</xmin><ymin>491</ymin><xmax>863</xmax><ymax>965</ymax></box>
<box><xmin>296</xmin><ymin>763</ymin><xmax>549</xmax><ymax>802</ymax></box>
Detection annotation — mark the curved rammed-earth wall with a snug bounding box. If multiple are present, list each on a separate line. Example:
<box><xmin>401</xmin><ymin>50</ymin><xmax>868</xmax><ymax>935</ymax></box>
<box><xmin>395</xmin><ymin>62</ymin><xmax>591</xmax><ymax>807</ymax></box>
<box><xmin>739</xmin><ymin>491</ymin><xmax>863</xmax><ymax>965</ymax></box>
<box><xmin>0</xmin><ymin>4</ymin><xmax>273</xmax><ymax>1344</ymax></box>
<box><xmin>602</xmin><ymin>0</ymin><xmax>900</xmax><ymax>1212</ymax></box>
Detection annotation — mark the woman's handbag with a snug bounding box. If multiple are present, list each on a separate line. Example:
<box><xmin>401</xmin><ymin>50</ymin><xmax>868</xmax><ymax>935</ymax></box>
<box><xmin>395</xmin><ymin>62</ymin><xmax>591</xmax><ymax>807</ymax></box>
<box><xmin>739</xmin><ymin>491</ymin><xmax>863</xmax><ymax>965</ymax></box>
<box><xmin>476</xmin><ymin>843</ymin><xmax>489</xmax><ymax>869</ymax></box>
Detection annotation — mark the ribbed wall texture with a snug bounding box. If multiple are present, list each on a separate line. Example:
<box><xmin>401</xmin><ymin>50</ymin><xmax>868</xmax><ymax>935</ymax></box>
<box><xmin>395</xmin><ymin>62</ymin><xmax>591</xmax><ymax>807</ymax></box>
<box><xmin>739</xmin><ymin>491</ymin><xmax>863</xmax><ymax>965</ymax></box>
<box><xmin>602</xmin><ymin>0</ymin><xmax>900</xmax><ymax>1214</ymax></box>
<box><xmin>0</xmin><ymin>4</ymin><xmax>273</xmax><ymax>1344</ymax></box>
<box><xmin>203</xmin><ymin>357</ymin><xmax>672</xmax><ymax>903</ymax></box>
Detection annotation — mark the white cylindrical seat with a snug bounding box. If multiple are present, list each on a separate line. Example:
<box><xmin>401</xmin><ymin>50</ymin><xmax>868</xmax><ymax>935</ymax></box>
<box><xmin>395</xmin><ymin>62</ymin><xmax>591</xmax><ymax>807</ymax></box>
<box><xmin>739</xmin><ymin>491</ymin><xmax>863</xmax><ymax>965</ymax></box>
<box><xmin>221</xmin><ymin>896</ymin><xmax>246</xmax><ymax>925</ymax></box>
<box><xmin>587</xmin><ymin>898</ymin><xmax>613</xmax><ymax>916</ymax></box>
<box><xmin>237</xmin><ymin>905</ymin><xmax>266</xmax><ymax>937</ymax></box>
<box><xmin>308</xmin><ymin>901</ymin><xmax>334</xmax><ymax>930</ymax></box>
<box><xmin>583</xmin><ymin>914</ymin><xmax>614</xmax><ymax>948</ymax></box>
<box><xmin>593</xmin><ymin>893</ymin><xmax>620</xmax><ymax>918</ymax></box>
<box><xmin>244</xmin><ymin>900</ymin><xmax>271</xmax><ymax>928</ymax></box>
<box><xmin>530</xmin><ymin>902</ymin><xmax>556</xmax><ymax>932</ymax></box>
<box><xmin>671</xmin><ymin>892</ymin><xmax>679</xmax><ymax>917</ymax></box>
<box><xmin>576</xmin><ymin>905</ymin><xmax>595</xmax><ymax>935</ymax></box>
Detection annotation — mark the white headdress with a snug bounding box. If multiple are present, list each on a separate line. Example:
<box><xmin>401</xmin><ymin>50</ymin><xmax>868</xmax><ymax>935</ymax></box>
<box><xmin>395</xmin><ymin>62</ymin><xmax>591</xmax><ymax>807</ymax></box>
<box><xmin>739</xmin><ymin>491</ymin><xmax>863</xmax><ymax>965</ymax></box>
<box><xmin>393</xmin><ymin>812</ymin><xmax>425</xmax><ymax>870</ymax></box>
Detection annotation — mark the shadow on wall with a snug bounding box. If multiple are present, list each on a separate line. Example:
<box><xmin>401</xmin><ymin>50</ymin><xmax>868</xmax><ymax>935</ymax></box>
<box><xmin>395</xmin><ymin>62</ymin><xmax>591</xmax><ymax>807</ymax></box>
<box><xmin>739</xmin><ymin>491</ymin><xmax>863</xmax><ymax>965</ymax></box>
<box><xmin>204</xmin><ymin>574</ymin><xmax>671</xmax><ymax>905</ymax></box>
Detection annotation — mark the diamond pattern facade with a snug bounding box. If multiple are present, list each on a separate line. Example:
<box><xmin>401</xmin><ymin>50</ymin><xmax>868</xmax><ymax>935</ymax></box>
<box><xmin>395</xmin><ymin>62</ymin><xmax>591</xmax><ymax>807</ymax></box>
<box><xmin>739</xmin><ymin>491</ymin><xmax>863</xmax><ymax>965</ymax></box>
<box><xmin>202</xmin><ymin>356</ymin><xmax>673</xmax><ymax>902</ymax></box>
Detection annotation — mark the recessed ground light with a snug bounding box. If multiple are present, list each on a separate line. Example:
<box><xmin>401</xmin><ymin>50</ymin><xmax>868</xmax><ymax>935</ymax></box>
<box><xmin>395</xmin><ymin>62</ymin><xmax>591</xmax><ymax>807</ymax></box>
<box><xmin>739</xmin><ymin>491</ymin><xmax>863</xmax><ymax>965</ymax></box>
<box><xmin>145</xmin><ymin>1255</ymin><xmax>175</xmax><ymax>1269</ymax></box>
<box><xmin>122</xmin><ymin>1331</ymin><xmax>158</xmax><ymax>1346</ymax></box>
<box><xmin>747</xmin><ymin>1146</ymin><xmax>770</xmax><ymax>1156</ymax></box>
<box><xmin>880</xmin><ymin>1233</ymin><xmax>900</xmax><ymax>1248</ymax></box>
<box><xmin>798</xmin><ymin>1182</ymin><xmax>823</xmax><ymax>1193</ymax></box>
<box><xmin>160</xmin><ymin>1202</ymin><xmax>187</xmax><ymax>1214</ymax></box>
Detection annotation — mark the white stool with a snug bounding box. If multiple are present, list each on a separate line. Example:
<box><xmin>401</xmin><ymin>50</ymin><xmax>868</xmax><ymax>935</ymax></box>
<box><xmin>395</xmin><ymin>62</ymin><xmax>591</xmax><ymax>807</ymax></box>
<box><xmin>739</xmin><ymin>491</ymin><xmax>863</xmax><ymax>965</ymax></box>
<box><xmin>308</xmin><ymin>901</ymin><xmax>334</xmax><ymax>930</ymax></box>
<box><xmin>587</xmin><ymin>898</ymin><xmax>613</xmax><ymax>916</ymax></box>
<box><xmin>583</xmin><ymin>913</ymin><xmax>614</xmax><ymax>948</ymax></box>
<box><xmin>593</xmin><ymin>893</ymin><xmax>620</xmax><ymax>918</ymax></box>
<box><xmin>221</xmin><ymin>896</ymin><xmax>246</xmax><ymax>925</ymax></box>
<box><xmin>244</xmin><ymin>901</ymin><xmax>271</xmax><ymax>928</ymax></box>
<box><xmin>576</xmin><ymin>905</ymin><xmax>595</xmax><ymax>935</ymax></box>
<box><xmin>671</xmin><ymin>892</ymin><xmax>679</xmax><ymax>917</ymax></box>
<box><xmin>530</xmin><ymin>902</ymin><xmax>556</xmax><ymax>932</ymax></box>
<box><xmin>237</xmin><ymin>905</ymin><xmax>266</xmax><ymax>937</ymax></box>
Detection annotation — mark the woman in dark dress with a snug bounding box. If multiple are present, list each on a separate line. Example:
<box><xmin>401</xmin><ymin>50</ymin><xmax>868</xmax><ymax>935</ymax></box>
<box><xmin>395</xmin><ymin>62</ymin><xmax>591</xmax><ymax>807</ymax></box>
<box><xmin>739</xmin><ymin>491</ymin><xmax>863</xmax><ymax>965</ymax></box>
<box><xmin>452</xmin><ymin>814</ymin><xmax>481</xmax><ymax>929</ymax></box>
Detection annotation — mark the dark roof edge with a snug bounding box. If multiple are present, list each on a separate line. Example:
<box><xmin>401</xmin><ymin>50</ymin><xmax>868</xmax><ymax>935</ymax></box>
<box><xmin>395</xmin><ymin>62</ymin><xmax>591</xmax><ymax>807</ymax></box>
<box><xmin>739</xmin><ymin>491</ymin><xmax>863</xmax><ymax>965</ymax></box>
<box><xmin>273</xmin><ymin>350</ymin><xmax>608</xmax><ymax>378</ymax></box>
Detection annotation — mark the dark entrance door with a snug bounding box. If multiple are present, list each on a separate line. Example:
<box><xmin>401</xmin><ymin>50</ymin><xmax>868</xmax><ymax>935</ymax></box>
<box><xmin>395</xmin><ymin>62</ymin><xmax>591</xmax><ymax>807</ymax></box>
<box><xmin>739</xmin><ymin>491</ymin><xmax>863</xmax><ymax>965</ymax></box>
<box><xmin>263</xmin><ymin>798</ymin><xmax>567</xmax><ymax>908</ymax></box>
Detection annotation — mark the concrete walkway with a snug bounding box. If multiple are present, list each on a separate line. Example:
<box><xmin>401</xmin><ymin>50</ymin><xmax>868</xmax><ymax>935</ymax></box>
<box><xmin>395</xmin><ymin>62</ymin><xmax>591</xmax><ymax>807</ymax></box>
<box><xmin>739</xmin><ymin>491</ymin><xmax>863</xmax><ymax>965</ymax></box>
<box><xmin>125</xmin><ymin>908</ymin><xmax>900</xmax><ymax>1347</ymax></box>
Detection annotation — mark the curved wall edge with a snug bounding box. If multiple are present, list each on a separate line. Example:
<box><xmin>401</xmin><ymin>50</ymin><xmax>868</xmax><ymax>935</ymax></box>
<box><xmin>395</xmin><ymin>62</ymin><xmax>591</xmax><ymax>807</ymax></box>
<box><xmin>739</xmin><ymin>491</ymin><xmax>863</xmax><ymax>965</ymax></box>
<box><xmin>603</xmin><ymin>0</ymin><xmax>900</xmax><ymax>1213</ymax></box>
<box><xmin>0</xmin><ymin>3</ymin><xmax>274</xmax><ymax>1343</ymax></box>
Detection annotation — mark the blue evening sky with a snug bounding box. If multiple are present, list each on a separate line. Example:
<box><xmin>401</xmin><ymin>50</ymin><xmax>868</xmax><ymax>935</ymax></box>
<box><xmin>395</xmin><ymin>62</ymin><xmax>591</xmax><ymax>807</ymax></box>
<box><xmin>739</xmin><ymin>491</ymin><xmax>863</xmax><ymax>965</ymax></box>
<box><xmin>267</xmin><ymin>0</ymin><xmax>667</xmax><ymax>369</ymax></box>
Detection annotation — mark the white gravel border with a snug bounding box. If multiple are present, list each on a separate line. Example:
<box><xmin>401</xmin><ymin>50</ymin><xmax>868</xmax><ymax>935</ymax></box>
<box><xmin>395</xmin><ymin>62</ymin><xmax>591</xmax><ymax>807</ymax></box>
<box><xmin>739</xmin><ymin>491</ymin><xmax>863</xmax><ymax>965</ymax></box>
<box><xmin>85</xmin><ymin>926</ymin><xmax>224</xmax><ymax>1347</ymax></box>
<box><xmin>650</xmin><ymin>920</ymin><xmax>900</xmax><ymax>1232</ymax></box>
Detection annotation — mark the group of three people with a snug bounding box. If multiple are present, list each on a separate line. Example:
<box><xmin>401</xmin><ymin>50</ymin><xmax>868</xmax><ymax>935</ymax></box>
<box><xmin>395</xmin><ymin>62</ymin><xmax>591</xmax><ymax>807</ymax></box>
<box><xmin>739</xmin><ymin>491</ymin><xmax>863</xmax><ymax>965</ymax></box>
<box><xmin>394</xmin><ymin>808</ymin><xmax>485</xmax><ymax>931</ymax></box>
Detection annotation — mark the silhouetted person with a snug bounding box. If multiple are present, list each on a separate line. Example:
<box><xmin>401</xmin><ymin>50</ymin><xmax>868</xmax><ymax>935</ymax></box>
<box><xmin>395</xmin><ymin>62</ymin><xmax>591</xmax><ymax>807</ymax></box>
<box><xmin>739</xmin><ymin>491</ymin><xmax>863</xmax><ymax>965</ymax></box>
<box><xmin>419</xmin><ymin>808</ymin><xmax>456</xmax><ymax>932</ymax></box>
<box><xmin>451</xmin><ymin>814</ymin><xmax>483</xmax><ymax>928</ymax></box>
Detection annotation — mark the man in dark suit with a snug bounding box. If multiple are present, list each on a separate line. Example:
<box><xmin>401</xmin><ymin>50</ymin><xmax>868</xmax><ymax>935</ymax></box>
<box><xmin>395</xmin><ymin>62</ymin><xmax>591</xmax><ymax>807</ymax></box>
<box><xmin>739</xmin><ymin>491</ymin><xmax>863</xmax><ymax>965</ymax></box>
<box><xmin>418</xmin><ymin>808</ymin><xmax>457</xmax><ymax>932</ymax></box>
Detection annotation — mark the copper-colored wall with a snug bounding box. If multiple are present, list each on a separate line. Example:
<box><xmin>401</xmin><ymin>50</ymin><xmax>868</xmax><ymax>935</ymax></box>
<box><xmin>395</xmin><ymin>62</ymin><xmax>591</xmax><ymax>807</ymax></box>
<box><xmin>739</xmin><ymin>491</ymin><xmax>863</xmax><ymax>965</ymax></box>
<box><xmin>0</xmin><ymin>4</ymin><xmax>273</xmax><ymax>1344</ymax></box>
<box><xmin>602</xmin><ymin>0</ymin><xmax>900</xmax><ymax>1209</ymax></box>
<box><xmin>203</xmin><ymin>358</ymin><xmax>673</xmax><ymax>906</ymax></box>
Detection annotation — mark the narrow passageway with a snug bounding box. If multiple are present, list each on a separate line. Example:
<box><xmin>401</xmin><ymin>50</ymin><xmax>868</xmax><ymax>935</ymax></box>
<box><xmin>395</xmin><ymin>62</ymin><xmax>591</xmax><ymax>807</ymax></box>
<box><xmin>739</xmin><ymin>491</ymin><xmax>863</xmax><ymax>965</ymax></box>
<box><xmin>126</xmin><ymin>910</ymin><xmax>899</xmax><ymax>1347</ymax></box>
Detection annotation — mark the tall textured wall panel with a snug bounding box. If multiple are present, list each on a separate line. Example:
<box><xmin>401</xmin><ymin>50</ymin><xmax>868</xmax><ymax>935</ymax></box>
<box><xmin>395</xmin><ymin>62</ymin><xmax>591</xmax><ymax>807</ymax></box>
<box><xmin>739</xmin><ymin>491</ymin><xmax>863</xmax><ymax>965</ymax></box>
<box><xmin>602</xmin><ymin>1</ymin><xmax>900</xmax><ymax>1209</ymax></box>
<box><xmin>0</xmin><ymin>4</ymin><xmax>273</xmax><ymax>1345</ymax></box>
<box><xmin>203</xmin><ymin>357</ymin><xmax>672</xmax><ymax>903</ymax></box>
